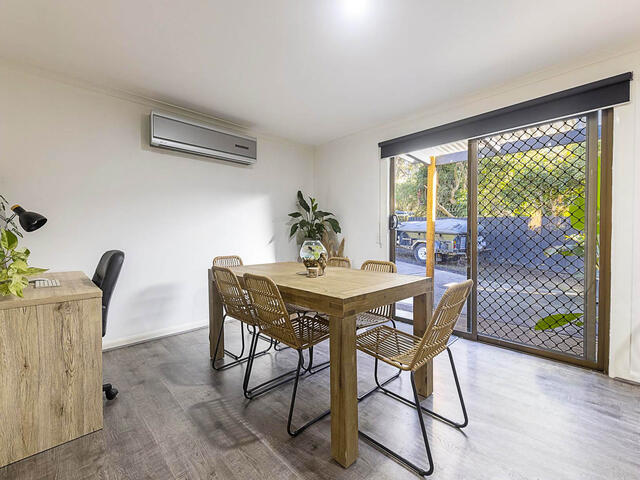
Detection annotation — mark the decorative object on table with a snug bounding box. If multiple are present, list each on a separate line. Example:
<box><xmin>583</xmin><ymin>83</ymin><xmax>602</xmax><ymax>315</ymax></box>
<box><xmin>300</xmin><ymin>240</ymin><xmax>327</xmax><ymax>276</ymax></box>
<box><xmin>0</xmin><ymin>195</ymin><xmax>48</xmax><ymax>297</ymax></box>
<box><xmin>321</xmin><ymin>229</ymin><xmax>346</xmax><ymax>258</ymax></box>
<box><xmin>306</xmin><ymin>266</ymin><xmax>319</xmax><ymax>278</ymax></box>
<box><xmin>288</xmin><ymin>190</ymin><xmax>341</xmax><ymax>242</ymax></box>
<box><xmin>317</xmin><ymin>252</ymin><xmax>327</xmax><ymax>275</ymax></box>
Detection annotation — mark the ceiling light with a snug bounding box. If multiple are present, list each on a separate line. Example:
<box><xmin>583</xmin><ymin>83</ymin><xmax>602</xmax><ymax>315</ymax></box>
<box><xmin>342</xmin><ymin>0</ymin><xmax>368</xmax><ymax>20</ymax></box>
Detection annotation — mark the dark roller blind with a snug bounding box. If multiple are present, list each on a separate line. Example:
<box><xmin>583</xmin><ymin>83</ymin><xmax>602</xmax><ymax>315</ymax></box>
<box><xmin>379</xmin><ymin>72</ymin><xmax>632</xmax><ymax>158</ymax></box>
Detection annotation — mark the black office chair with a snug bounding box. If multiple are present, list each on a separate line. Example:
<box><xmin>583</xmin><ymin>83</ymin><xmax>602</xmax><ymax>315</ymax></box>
<box><xmin>92</xmin><ymin>250</ymin><xmax>125</xmax><ymax>401</ymax></box>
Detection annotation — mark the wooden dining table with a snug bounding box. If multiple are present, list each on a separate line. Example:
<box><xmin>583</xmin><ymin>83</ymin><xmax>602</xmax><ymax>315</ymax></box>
<box><xmin>208</xmin><ymin>261</ymin><xmax>433</xmax><ymax>468</ymax></box>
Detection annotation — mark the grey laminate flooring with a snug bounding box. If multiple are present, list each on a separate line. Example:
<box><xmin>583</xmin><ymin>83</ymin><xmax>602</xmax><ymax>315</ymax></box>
<box><xmin>1</xmin><ymin>322</ymin><xmax>638</xmax><ymax>480</ymax></box>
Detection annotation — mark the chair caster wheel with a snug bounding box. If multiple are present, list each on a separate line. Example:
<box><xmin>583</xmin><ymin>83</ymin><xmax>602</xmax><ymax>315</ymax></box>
<box><xmin>105</xmin><ymin>387</ymin><xmax>118</xmax><ymax>400</ymax></box>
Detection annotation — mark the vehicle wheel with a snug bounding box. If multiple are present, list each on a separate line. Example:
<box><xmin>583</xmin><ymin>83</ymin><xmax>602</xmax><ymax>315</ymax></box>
<box><xmin>413</xmin><ymin>244</ymin><xmax>427</xmax><ymax>263</ymax></box>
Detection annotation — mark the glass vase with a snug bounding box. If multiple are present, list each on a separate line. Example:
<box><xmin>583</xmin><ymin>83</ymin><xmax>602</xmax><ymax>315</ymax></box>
<box><xmin>300</xmin><ymin>239</ymin><xmax>327</xmax><ymax>262</ymax></box>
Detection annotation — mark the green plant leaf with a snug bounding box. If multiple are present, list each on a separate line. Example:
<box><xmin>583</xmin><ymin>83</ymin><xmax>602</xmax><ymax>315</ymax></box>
<box><xmin>297</xmin><ymin>191</ymin><xmax>310</xmax><ymax>213</ymax></box>
<box><xmin>9</xmin><ymin>259</ymin><xmax>28</xmax><ymax>273</ymax></box>
<box><xmin>23</xmin><ymin>267</ymin><xmax>48</xmax><ymax>276</ymax></box>
<box><xmin>534</xmin><ymin>313</ymin><xmax>583</xmax><ymax>331</ymax></box>
<box><xmin>11</xmin><ymin>249</ymin><xmax>30</xmax><ymax>262</ymax></box>
<box><xmin>314</xmin><ymin>210</ymin><xmax>332</xmax><ymax>219</ymax></box>
<box><xmin>8</xmin><ymin>275</ymin><xmax>28</xmax><ymax>297</ymax></box>
<box><xmin>288</xmin><ymin>212</ymin><xmax>303</xmax><ymax>218</ymax></box>
<box><xmin>568</xmin><ymin>196</ymin><xmax>585</xmax><ymax>231</ymax></box>
<box><xmin>289</xmin><ymin>223</ymin><xmax>299</xmax><ymax>237</ymax></box>
<box><xmin>1</xmin><ymin>229</ymin><xmax>18</xmax><ymax>250</ymax></box>
<box><xmin>325</xmin><ymin>218</ymin><xmax>341</xmax><ymax>234</ymax></box>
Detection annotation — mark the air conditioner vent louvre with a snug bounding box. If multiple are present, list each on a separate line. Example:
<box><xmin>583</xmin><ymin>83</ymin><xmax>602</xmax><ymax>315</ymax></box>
<box><xmin>150</xmin><ymin>111</ymin><xmax>257</xmax><ymax>165</ymax></box>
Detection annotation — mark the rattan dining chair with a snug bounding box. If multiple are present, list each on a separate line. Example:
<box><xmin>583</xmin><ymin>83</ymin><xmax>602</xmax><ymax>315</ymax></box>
<box><xmin>212</xmin><ymin>256</ymin><xmax>252</xmax><ymax>363</ymax></box>
<box><xmin>211</xmin><ymin>266</ymin><xmax>272</xmax><ymax>371</ymax></box>
<box><xmin>212</xmin><ymin>255</ymin><xmax>243</xmax><ymax>268</ymax></box>
<box><xmin>327</xmin><ymin>256</ymin><xmax>352</xmax><ymax>268</ymax></box>
<box><xmin>243</xmin><ymin>273</ymin><xmax>332</xmax><ymax>436</ymax></box>
<box><xmin>355</xmin><ymin>260</ymin><xmax>398</xmax><ymax>330</ymax></box>
<box><xmin>356</xmin><ymin>279</ymin><xmax>472</xmax><ymax>477</ymax></box>
<box><xmin>212</xmin><ymin>255</ymin><xmax>303</xmax><ymax>353</ymax></box>
<box><xmin>317</xmin><ymin>259</ymin><xmax>397</xmax><ymax>330</ymax></box>
<box><xmin>312</xmin><ymin>259</ymin><xmax>400</xmax><ymax>376</ymax></box>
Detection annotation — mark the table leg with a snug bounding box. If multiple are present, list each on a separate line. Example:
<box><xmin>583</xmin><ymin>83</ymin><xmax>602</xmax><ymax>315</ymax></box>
<box><xmin>413</xmin><ymin>292</ymin><xmax>433</xmax><ymax>397</ymax></box>
<box><xmin>208</xmin><ymin>268</ymin><xmax>224</xmax><ymax>362</ymax></box>
<box><xmin>329</xmin><ymin>314</ymin><xmax>358</xmax><ymax>468</ymax></box>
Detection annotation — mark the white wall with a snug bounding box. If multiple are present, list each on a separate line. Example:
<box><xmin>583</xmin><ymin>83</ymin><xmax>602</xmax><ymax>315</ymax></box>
<box><xmin>314</xmin><ymin>49</ymin><xmax>640</xmax><ymax>383</ymax></box>
<box><xmin>0</xmin><ymin>61</ymin><xmax>314</xmax><ymax>348</ymax></box>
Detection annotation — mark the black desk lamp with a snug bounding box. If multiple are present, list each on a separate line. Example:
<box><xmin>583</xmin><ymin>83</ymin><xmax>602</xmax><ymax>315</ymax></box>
<box><xmin>0</xmin><ymin>202</ymin><xmax>47</xmax><ymax>294</ymax></box>
<box><xmin>8</xmin><ymin>205</ymin><xmax>47</xmax><ymax>232</ymax></box>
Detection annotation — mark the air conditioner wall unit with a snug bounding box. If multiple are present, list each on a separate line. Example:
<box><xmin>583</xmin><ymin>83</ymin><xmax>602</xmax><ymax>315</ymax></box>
<box><xmin>150</xmin><ymin>111</ymin><xmax>257</xmax><ymax>165</ymax></box>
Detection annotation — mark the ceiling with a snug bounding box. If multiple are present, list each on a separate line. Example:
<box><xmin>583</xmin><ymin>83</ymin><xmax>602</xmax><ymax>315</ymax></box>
<box><xmin>1</xmin><ymin>1</ymin><xmax>640</xmax><ymax>145</ymax></box>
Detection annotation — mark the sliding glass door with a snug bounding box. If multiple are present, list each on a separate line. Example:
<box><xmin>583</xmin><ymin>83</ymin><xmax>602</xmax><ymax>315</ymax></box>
<box><xmin>388</xmin><ymin>110</ymin><xmax>612</xmax><ymax>369</ymax></box>
<box><xmin>470</xmin><ymin>113</ymin><xmax>599</xmax><ymax>364</ymax></box>
<box><xmin>389</xmin><ymin>146</ymin><xmax>471</xmax><ymax>332</ymax></box>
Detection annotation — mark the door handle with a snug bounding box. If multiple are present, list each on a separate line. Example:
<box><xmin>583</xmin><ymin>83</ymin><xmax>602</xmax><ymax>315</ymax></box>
<box><xmin>389</xmin><ymin>214</ymin><xmax>398</xmax><ymax>230</ymax></box>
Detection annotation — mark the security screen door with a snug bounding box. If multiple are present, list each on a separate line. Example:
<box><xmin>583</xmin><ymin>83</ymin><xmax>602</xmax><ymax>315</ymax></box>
<box><xmin>469</xmin><ymin>112</ymin><xmax>603</xmax><ymax>366</ymax></box>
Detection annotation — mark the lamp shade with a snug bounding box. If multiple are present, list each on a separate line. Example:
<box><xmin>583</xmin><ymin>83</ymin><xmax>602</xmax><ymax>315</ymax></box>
<box><xmin>11</xmin><ymin>205</ymin><xmax>47</xmax><ymax>232</ymax></box>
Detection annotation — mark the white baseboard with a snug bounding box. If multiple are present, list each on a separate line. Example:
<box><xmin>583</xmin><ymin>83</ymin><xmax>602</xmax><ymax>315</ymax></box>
<box><xmin>102</xmin><ymin>321</ymin><xmax>208</xmax><ymax>351</ymax></box>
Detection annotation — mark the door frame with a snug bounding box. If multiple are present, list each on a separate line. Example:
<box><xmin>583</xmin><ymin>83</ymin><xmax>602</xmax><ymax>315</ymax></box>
<box><xmin>388</xmin><ymin>157</ymin><xmax>398</xmax><ymax>320</ymax></box>
<box><xmin>464</xmin><ymin>111</ymin><xmax>612</xmax><ymax>371</ymax></box>
<box><xmin>387</xmin><ymin>109</ymin><xmax>613</xmax><ymax>372</ymax></box>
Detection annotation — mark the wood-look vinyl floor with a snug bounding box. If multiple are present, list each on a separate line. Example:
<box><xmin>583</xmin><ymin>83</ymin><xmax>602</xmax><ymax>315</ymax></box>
<box><xmin>1</xmin><ymin>322</ymin><xmax>638</xmax><ymax>479</ymax></box>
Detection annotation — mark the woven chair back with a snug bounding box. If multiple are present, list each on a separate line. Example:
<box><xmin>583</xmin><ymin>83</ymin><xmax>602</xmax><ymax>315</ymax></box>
<box><xmin>212</xmin><ymin>266</ymin><xmax>256</xmax><ymax>325</ymax></box>
<box><xmin>213</xmin><ymin>255</ymin><xmax>243</xmax><ymax>268</ymax></box>
<box><xmin>361</xmin><ymin>260</ymin><xmax>397</xmax><ymax>318</ymax></box>
<box><xmin>327</xmin><ymin>256</ymin><xmax>352</xmax><ymax>268</ymax></box>
<box><xmin>410</xmin><ymin>279</ymin><xmax>473</xmax><ymax>370</ymax></box>
<box><xmin>243</xmin><ymin>273</ymin><xmax>300</xmax><ymax>348</ymax></box>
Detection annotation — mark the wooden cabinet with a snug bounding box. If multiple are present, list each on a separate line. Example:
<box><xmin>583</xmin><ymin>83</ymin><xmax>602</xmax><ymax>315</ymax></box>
<box><xmin>0</xmin><ymin>272</ymin><xmax>103</xmax><ymax>467</ymax></box>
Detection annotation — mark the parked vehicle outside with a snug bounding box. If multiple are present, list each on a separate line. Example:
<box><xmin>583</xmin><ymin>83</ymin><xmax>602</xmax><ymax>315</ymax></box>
<box><xmin>396</xmin><ymin>216</ymin><xmax>486</xmax><ymax>263</ymax></box>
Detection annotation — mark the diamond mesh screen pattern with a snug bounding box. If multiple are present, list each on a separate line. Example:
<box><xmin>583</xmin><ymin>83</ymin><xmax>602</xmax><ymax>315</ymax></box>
<box><xmin>476</xmin><ymin>116</ymin><xmax>592</xmax><ymax>358</ymax></box>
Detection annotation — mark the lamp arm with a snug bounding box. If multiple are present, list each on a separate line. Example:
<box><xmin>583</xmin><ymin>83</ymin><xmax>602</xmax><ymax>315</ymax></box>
<box><xmin>0</xmin><ymin>212</ymin><xmax>21</xmax><ymax>237</ymax></box>
<box><xmin>3</xmin><ymin>213</ymin><xmax>16</xmax><ymax>229</ymax></box>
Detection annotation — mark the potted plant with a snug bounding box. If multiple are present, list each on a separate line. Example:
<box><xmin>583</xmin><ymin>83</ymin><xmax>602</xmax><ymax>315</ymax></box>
<box><xmin>288</xmin><ymin>191</ymin><xmax>341</xmax><ymax>269</ymax></box>
<box><xmin>0</xmin><ymin>195</ymin><xmax>47</xmax><ymax>297</ymax></box>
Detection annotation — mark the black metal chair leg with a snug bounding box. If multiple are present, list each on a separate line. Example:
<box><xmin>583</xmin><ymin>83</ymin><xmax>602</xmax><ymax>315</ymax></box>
<box><xmin>358</xmin><ymin>357</ymin><xmax>401</xmax><ymax>401</ymax></box>
<box><xmin>223</xmin><ymin>320</ymin><xmax>246</xmax><ymax>360</ymax></box>
<box><xmin>212</xmin><ymin>314</ymin><xmax>242</xmax><ymax>362</ymax></box>
<box><xmin>274</xmin><ymin>341</ymin><xmax>291</xmax><ymax>352</ymax></box>
<box><xmin>367</xmin><ymin>348</ymin><xmax>468</xmax><ymax>429</ymax></box>
<box><xmin>303</xmin><ymin>346</ymin><xmax>330</xmax><ymax>375</ymax></box>
<box><xmin>212</xmin><ymin>319</ymin><xmax>272</xmax><ymax>371</ymax></box>
<box><xmin>287</xmin><ymin>350</ymin><xmax>331</xmax><ymax>437</ymax></box>
<box><xmin>243</xmin><ymin>337</ymin><xmax>303</xmax><ymax>399</ymax></box>
<box><xmin>247</xmin><ymin>325</ymin><xmax>274</xmax><ymax>354</ymax></box>
<box><xmin>442</xmin><ymin>347</ymin><xmax>469</xmax><ymax>428</ymax></box>
<box><xmin>249</xmin><ymin>322</ymin><xmax>273</xmax><ymax>345</ymax></box>
<box><xmin>357</xmin><ymin>370</ymin><xmax>434</xmax><ymax>476</ymax></box>
<box><xmin>409</xmin><ymin>371</ymin><xmax>435</xmax><ymax>476</ymax></box>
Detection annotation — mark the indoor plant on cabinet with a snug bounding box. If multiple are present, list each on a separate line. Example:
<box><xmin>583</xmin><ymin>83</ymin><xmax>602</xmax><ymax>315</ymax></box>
<box><xmin>0</xmin><ymin>195</ymin><xmax>47</xmax><ymax>297</ymax></box>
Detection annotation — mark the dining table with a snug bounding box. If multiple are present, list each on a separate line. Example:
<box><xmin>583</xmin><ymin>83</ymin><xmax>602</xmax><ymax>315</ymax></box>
<box><xmin>208</xmin><ymin>261</ymin><xmax>433</xmax><ymax>468</ymax></box>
